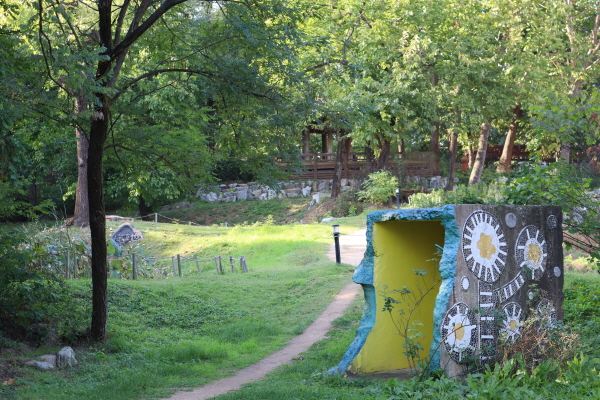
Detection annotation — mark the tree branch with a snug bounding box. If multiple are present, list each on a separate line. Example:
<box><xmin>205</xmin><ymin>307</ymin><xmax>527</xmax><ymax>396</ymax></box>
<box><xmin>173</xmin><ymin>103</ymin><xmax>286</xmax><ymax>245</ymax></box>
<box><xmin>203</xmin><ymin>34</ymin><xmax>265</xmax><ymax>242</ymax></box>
<box><xmin>305</xmin><ymin>59</ymin><xmax>349</xmax><ymax>72</ymax></box>
<box><xmin>112</xmin><ymin>68</ymin><xmax>212</xmax><ymax>101</ymax></box>
<box><xmin>114</xmin><ymin>0</ymin><xmax>131</xmax><ymax>45</ymax></box>
<box><xmin>111</xmin><ymin>0</ymin><xmax>205</xmax><ymax>60</ymax></box>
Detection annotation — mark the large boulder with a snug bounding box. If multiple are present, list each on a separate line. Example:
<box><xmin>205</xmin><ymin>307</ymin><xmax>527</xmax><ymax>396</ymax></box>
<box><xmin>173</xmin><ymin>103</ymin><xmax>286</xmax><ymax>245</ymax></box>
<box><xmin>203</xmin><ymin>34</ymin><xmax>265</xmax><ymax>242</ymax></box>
<box><xmin>237</xmin><ymin>190</ymin><xmax>248</xmax><ymax>201</ymax></box>
<box><xmin>57</xmin><ymin>347</ymin><xmax>78</xmax><ymax>368</ymax></box>
<box><xmin>317</xmin><ymin>180</ymin><xmax>330</xmax><ymax>192</ymax></box>
<box><xmin>286</xmin><ymin>188</ymin><xmax>300</xmax><ymax>198</ymax></box>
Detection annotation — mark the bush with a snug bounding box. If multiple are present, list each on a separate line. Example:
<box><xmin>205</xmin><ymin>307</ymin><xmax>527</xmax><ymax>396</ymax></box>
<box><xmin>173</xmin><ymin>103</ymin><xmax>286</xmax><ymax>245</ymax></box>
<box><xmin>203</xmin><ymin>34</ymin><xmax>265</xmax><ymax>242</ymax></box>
<box><xmin>0</xmin><ymin>227</ymin><xmax>88</xmax><ymax>344</ymax></box>
<box><xmin>358</xmin><ymin>170</ymin><xmax>399</xmax><ymax>205</ymax></box>
<box><xmin>407</xmin><ymin>182</ymin><xmax>506</xmax><ymax>208</ymax></box>
<box><xmin>504</xmin><ymin>159</ymin><xmax>600</xmax><ymax>267</ymax></box>
<box><xmin>331</xmin><ymin>189</ymin><xmax>364</xmax><ymax>218</ymax></box>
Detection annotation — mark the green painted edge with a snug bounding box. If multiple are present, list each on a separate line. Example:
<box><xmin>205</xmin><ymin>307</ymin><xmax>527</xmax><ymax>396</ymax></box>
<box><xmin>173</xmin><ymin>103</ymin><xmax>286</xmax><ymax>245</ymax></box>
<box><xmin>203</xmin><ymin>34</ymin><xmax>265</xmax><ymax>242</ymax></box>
<box><xmin>328</xmin><ymin>205</ymin><xmax>458</xmax><ymax>375</ymax></box>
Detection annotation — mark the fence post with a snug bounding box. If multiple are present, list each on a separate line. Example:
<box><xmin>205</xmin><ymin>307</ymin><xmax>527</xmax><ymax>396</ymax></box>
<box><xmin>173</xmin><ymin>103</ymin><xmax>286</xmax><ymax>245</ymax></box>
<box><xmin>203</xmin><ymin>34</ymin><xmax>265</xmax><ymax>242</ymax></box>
<box><xmin>132</xmin><ymin>253</ymin><xmax>137</xmax><ymax>280</ymax></box>
<box><xmin>177</xmin><ymin>254</ymin><xmax>182</xmax><ymax>277</ymax></box>
<box><xmin>171</xmin><ymin>256</ymin><xmax>176</xmax><ymax>275</ymax></box>
<box><xmin>65</xmin><ymin>250</ymin><xmax>70</xmax><ymax>279</ymax></box>
<box><xmin>155</xmin><ymin>213</ymin><xmax>158</xmax><ymax>223</ymax></box>
<box><xmin>240</xmin><ymin>256</ymin><xmax>248</xmax><ymax>273</ymax></box>
<box><xmin>195</xmin><ymin>256</ymin><xmax>200</xmax><ymax>273</ymax></box>
<box><xmin>218</xmin><ymin>255</ymin><xmax>223</xmax><ymax>274</ymax></box>
<box><xmin>230</xmin><ymin>256</ymin><xmax>235</xmax><ymax>273</ymax></box>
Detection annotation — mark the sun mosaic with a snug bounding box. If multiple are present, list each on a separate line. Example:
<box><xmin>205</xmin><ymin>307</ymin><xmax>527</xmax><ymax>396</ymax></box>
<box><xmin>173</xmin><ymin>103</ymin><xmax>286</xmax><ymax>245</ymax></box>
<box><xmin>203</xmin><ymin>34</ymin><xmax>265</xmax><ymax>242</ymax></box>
<box><xmin>441</xmin><ymin>302</ymin><xmax>478</xmax><ymax>363</ymax></box>
<box><xmin>462</xmin><ymin>211</ymin><xmax>508</xmax><ymax>283</ymax></box>
<box><xmin>515</xmin><ymin>225</ymin><xmax>548</xmax><ymax>281</ymax></box>
<box><xmin>446</xmin><ymin>209</ymin><xmax>559</xmax><ymax>367</ymax></box>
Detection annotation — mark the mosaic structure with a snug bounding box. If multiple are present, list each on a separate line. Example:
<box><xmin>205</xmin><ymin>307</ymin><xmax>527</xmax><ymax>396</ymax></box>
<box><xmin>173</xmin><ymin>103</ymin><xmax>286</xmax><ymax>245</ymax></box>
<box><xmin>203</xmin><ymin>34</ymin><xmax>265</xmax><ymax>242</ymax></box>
<box><xmin>330</xmin><ymin>205</ymin><xmax>563</xmax><ymax>377</ymax></box>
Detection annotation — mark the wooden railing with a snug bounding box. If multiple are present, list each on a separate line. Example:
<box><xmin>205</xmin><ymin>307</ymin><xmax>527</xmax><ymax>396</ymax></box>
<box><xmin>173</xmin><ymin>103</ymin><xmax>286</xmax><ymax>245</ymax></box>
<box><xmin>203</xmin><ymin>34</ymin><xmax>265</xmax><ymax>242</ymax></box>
<box><xmin>276</xmin><ymin>151</ymin><xmax>439</xmax><ymax>180</ymax></box>
<box><xmin>485</xmin><ymin>145</ymin><xmax>531</xmax><ymax>163</ymax></box>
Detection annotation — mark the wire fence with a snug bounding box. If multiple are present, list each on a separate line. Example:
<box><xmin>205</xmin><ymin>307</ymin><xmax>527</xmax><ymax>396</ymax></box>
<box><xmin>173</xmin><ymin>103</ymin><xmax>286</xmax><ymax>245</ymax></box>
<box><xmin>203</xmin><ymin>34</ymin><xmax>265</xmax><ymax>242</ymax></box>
<box><xmin>34</xmin><ymin>251</ymin><xmax>248</xmax><ymax>280</ymax></box>
<box><xmin>114</xmin><ymin>212</ymin><xmax>231</xmax><ymax>227</ymax></box>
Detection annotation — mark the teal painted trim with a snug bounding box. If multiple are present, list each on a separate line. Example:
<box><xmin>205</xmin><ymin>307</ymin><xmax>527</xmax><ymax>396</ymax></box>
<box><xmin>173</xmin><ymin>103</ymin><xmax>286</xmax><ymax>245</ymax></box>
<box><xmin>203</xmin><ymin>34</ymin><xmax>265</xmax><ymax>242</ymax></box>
<box><xmin>428</xmin><ymin>205</ymin><xmax>459</xmax><ymax>372</ymax></box>
<box><xmin>327</xmin><ymin>283</ymin><xmax>376</xmax><ymax>375</ymax></box>
<box><xmin>328</xmin><ymin>205</ymin><xmax>458</xmax><ymax>375</ymax></box>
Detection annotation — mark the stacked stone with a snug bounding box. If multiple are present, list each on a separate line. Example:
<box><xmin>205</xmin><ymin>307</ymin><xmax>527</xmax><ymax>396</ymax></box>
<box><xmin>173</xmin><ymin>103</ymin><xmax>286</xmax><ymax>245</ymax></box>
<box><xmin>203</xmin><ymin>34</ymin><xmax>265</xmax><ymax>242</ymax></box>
<box><xmin>196</xmin><ymin>179</ymin><xmax>358</xmax><ymax>203</ymax></box>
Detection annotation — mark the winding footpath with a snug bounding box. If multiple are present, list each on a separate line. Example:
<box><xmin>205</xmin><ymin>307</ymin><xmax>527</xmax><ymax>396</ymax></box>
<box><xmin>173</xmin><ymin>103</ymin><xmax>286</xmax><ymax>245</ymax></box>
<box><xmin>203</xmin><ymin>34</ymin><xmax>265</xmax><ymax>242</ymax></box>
<box><xmin>162</xmin><ymin>228</ymin><xmax>366</xmax><ymax>400</ymax></box>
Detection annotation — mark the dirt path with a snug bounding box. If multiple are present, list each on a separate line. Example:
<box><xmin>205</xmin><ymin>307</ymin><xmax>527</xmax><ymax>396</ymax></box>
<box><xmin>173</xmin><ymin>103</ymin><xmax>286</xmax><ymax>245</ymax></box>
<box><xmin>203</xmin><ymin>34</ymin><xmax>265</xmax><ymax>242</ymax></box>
<box><xmin>162</xmin><ymin>228</ymin><xmax>366</xmax><ymax>400</ymax></box>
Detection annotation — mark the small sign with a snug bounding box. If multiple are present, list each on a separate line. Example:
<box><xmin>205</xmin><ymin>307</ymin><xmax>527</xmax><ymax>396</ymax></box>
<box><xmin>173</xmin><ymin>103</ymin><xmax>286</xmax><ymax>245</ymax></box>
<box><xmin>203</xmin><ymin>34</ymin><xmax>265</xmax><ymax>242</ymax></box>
<box><xmin>110</xmin><ymin>223</ymin><xmax>143</xmax><ymax>246</ymax></box>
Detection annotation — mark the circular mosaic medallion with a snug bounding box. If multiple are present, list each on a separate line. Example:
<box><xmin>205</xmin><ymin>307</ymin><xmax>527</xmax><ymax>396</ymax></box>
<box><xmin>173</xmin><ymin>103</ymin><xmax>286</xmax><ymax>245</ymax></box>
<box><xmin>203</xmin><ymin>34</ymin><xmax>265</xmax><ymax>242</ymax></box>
<box><xmin>554</xmin><ymin>266</ymin><xmax>562</xmax><ymax>277</ymax></box>
<box><xmin>547</xmin><ymin>215</ymin><xmax>558</xmax><ymax>230</ymax></box>
<box><xmin>441</xmin><ymin>302</ymin><xmax>478</xmax><ymax>363</ymax></box>
<box><xmin>461</xmin><ymin>276</ymin><xmax>470</xmax><ymax>291</ymax></box>
<box><xmin>515</xmin><ymin>225</ymin><xmax>547</xmax><ymax>280</ymax></box>
<box><xmin>462</xmin><ymin>211</ymin><xmax>507</xmax><ymax>283</ymax></box>
<box><xmin>527</xmin><ymin>290</ymin><xmax>535</xmax><ymax>300</ymax></box>
<box><xmin>501</xmin><ymin>302</ymin><xmax>525</xmax><ymax>342</ymax></box>
<box><xmin>505</xmin><ymin>213</ymin><xmax>517</xmax><ymax>228</ymax></box>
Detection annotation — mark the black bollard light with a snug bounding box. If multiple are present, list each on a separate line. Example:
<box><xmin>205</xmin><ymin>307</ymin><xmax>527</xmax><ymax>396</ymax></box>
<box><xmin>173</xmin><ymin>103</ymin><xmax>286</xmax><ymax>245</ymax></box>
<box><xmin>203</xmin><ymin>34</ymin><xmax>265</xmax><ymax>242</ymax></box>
<box><xmin>396</xmin><ymin>187</ymin><xmax>400</xmax><ymax>209</ymax></box>
<box><xmin>333</xmin><ymin>224</ymin><xmax>341</xmax><ymax>264</ymax></box>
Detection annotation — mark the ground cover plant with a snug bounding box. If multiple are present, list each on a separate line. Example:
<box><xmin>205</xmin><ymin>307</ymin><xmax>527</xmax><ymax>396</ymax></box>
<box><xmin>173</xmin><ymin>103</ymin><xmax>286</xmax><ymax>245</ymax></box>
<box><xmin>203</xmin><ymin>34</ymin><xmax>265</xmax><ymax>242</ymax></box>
<box><xmin>188</xmin><ymin>272</ymin><xmax>600</xmax><ymax>400</ymax></box>
<box><xmin>4</xmin><ymin>197</ymin><xmax>600</xmax><ymax>400</ymax></box>
<box><xmin>0</xmin><ymin>217</ymin><xmax>360</xmax><ymax>400</ymax></box>
<box><xmin>152</xmin><ymin>197</ymin><xmax>315</xmax><ymax>226</ymax></box>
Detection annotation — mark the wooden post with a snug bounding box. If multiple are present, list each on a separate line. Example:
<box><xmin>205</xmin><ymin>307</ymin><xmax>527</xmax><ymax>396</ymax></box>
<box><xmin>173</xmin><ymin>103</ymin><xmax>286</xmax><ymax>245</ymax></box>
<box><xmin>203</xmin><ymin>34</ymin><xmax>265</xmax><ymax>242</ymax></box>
<box><xmin>214</xmin><ymin>256</ymin><xmax>219</xmax><ymax>273</ymax></box>
<box><xmin>218</xmin><ymin>255</ymin><xmax>223</xmax><ymax>274</ymax></box>
<box><xmin>65</xmin><ymin>250</ymin><xmax>70</xmax><ymax>279</ymax></box>
<box><xmin>177</xmin><ymin>254</ymin><xmax>182</xmax><ymax>277</ymax></box>
<box><xmin>313</xmin><ymin>154</ymin><xmax>318</xmax><ymax>180</ymax></box>
<box><xmin>230</xmin><ymin>256</ymin><xmax>235</xmax><ymax>273</ymax></box>
<box><xmin>195</xmin><ymin>256</ymin><xmax>200</xmax><ymax>273</ymax></box>
<box><xmin>171</xmin><ymin>256</ymin><xmax>176</xmax><ymax>275</ymax></box>
<box><xmin>155</xmin><ymin>213</ymin><xmax>158</xmax><ymax>223</ymax></box>
<box><xmin>132</xmin><ymin>253</ymin><xmax>136</xmax><ymax>280</ymax></box>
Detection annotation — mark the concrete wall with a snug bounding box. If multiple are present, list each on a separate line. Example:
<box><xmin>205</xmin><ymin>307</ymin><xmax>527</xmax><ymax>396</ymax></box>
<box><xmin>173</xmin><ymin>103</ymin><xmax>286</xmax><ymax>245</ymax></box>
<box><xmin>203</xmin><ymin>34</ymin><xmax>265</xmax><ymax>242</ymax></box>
<box><xmin>331</xmin><ymin>205</ymin><xmax>563</xmax><ymax>378</ymax></box>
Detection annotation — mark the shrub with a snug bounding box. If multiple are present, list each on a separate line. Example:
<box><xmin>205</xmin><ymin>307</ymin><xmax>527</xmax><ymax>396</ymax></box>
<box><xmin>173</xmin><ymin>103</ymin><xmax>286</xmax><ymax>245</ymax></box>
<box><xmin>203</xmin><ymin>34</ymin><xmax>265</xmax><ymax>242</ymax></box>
<box><xmin>331</xmin><ymin>189</ymin><xmax>364</xmax><ymax>218</ymax></box>
<box><xmin>407</xmin><ymin>182</ymin><xmax>506</xmax><ymax>208</ymax></box>
<box><xmin>504</xmin><ymin>159</ymin><xmax>600</xmax><ymax>268</ymax></box>
<box><xmin>358</xmin><ymin>170</ymin><xmax>399</xmax><ymax>205</ymax></box>
<box><xmin>0</xmin><ymin>226</ymin><xmax>89</xmax><ymax>344</ymax></box>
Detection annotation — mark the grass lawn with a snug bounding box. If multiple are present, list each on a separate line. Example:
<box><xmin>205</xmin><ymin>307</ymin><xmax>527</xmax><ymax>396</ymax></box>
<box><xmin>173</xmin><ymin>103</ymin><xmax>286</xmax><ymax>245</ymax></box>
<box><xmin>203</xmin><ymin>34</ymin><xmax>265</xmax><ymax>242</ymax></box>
<box><xmin>1</xmin><ymin>214</ymin><xmax>363</xmax><ymax>400</ymax></box>
<box><xmin>4</xmin><ymin>204</ymin><xmax>600</xmax><ymax>399</ymax></box>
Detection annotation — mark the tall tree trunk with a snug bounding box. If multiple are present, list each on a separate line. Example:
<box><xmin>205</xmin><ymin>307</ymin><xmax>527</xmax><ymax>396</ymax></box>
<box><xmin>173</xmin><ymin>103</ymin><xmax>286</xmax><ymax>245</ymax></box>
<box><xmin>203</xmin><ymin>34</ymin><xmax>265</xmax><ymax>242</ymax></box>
<box><xmin>398</xmin><ymin>138</ymin><xmax>405</xmax><ymax>156</ymax></box>
<box><xmin>469</xmin><ymin>122</ymin><xmax>492</xmax><ymax>186</ymax></box>
<box><xmin>365</xmin><ymin>140</ymin><xmax>375</xmax><ymax>173</ymax></box>
<box><xmin>88</xmin><ymin>66</ymin><xmax>111</xmax><ymax>341</ymax></box>
<box><xmin>331</xmin><ymin>135</ymin><xmax>349</xmax><ymax>198</ymax></box>
<box><xmin>73</xmin><ymin>93</ymin><xmax>90</xmax><ymax>227</ymax></box>
<box><xmin>139</xmin><ymin>195</ymin><xmax>153</xmax><ymax>221</ymax></box>
<box><xmin>467</xmin><ymin>144</ymin><xmax>475</xmax><ymax>170</ymax></box>
<box><xmin>497</xmin><ymin>104</ymin><xmax>522</xmax><ymax>173</ymax></box>
<box><xmin>446</xmin><ymin>129</ymin><xmax>458</xmax><ymax>191</ymax></box>
<box><xmin>430</xmin><ymin>122</ymin><xmax>440</xmax><ymax>158</ymax></box>
<box><xmin>429</xmin><ymin>74</ymin><xmax>440</xmax><ymax>158</ymax></box>
<box><xmin>375</xmin><ymin>133</ymin><xmax>391</xmax><ymax>171</ymax></box>
<box><xmin>446</xmin><ymin>109</ymin><xmax>461</xmax><ymax>191</ymax></box>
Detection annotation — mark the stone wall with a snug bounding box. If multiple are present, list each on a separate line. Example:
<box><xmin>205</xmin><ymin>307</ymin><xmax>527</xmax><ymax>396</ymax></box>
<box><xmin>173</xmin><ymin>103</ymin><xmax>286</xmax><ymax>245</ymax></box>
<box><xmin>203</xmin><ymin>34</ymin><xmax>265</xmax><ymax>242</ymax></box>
<box><xmin>196</xmin><ymin>179</ymin><xmax>358</xmax><ymax>203</ymax></box>
<box><xmin>196</xmin><ymin>176</ymin><xmax>456</xmax><ymax>203</ymax></box>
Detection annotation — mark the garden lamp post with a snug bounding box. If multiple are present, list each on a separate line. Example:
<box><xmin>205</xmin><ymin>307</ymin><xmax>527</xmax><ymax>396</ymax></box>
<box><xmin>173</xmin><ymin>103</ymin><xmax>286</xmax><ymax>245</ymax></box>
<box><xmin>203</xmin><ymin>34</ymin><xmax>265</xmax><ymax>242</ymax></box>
<box><xmin>396</xmin><ymin>188</ymin><xmax>400</xmax><ymax>209</ymax></box>
<box><xmin>333</xmin><ymin>225</ymin><xmax>341</xmax><ymax>264</ymax></box>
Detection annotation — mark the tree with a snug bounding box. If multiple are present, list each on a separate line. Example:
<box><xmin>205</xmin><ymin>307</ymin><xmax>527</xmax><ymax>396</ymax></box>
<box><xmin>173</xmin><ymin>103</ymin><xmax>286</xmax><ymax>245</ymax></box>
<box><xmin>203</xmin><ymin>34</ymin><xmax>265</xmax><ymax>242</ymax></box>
<box><xmin>469</xmin><ymin>122</ymin><xmax>492</xmax><ymax>185</ymax></box>
<box><xmin>34</xmin><ymin>0</ymin><xmax>304</xmax><ymax>340</ymax></box>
